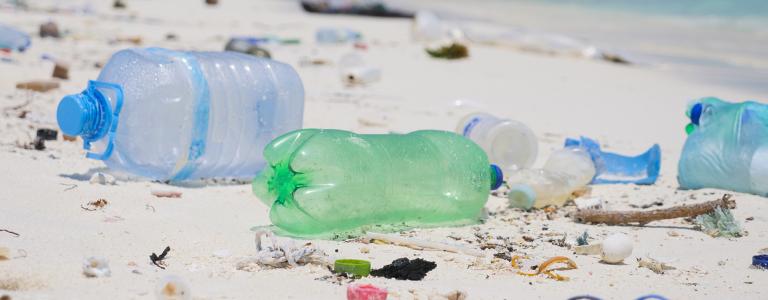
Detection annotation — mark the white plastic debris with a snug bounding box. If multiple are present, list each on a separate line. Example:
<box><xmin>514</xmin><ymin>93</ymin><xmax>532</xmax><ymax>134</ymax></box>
<box><xmin>574</xmin><ymin>197</ymin><xmax>603</xmax><ymax>210</ymax></box>
<box><xmin>601</xmin><ymin>233</ymin><xmax>633</xmax><ymax>264</ymax></box>
<box><xmin>238</xmin><ymin>230</ymin><xmax>328</xmax><ymax>269</ymax></box>
<box><xmin>573</xmin><ymin>243</ymin><xmax>602</xmax><ymax>255</ymax></box>
<box><xmin>89</xmin><ymin>172</ymin><xmax>116</xmax><ymax>185</ymax></box>
<box><xmin>82</xmin><ymin>256</ymin><xmax>111</xmax><ymax>277</ymax></box>
<box><xmin>342</xmin><ymin>66</ymin><xmax>382</xmax><ymax>85</ymax></box>
<box><xmin>156</xmin><ymin>275</ymin><xmax>191</xmax><ymax>300</ymax></box>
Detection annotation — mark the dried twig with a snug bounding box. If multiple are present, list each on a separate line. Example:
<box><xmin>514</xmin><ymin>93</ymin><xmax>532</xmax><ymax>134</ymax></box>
<box><xmin>1</xmin><ymin>229</ymin><xmax>20</xmax><ymax>237</ymax></box>
<box><xmin>573</xmin><ymin>194</ymin><xmax>735</xmax><ymax>226</ymax></box>
<box><xmin>150</xmin><ymin>246</ymin><xmax>171</xmax><ymax>269</ymax></box>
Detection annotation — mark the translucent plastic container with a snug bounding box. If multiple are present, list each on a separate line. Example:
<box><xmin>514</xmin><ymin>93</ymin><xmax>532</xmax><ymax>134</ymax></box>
<box><xmin>456</xmin><ymin>112</ymin><xmax>538</xmax><ymax>171</ymax></box>
<box><xmin>56</xmin><ymin>48</ymin><xmax>304</xmax><ymax>181</ymax></box>
<box><xmin>0</xmin><ymin>23</ymin><xmax>30</xmax><ymax>52</ymax></box>
<box><xmin>679</xmin><ymin>97</ymin><xmax>768</xmax><ymax>196</ymax></box>
<box><xmin>252</xmin><ymin>129</ymin><xmax>503</xmax><ymax>237</ymax></box>
<box><xmin>507</xmin><ymin>147</ymin><xmax>595</xmax><ymax>209</ymax></box>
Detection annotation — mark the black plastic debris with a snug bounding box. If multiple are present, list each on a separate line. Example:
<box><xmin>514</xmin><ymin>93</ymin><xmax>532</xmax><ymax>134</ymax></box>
<box><xmin>31</xmin><ymin>128</ymin><xmax>58</xmax><ymax>150</ymax></box>
<box><xmin>370</xmin><ymin>258</ymin><xmax>436</xmax><ymax>281</ymax></box>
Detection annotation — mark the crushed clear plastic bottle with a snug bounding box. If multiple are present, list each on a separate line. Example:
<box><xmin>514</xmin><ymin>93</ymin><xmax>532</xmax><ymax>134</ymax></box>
<box><xmin>679</xmin><ymin>97</ymin><xmax>768</xmax><ymax>196</ymax></box>
<box><xmin>56</xmin><ymin>48</ymin><xmax>304</xmax><ymax>181</ymax></box>
<box><xmin>456</xmin><ymin>112</ymin><xmax>538</xmax><ymax>171</ymax></box>
<box><xmin>507</xmin><ymin>147</ymin><xmax>596</xmax><ymax>209</ymax></box>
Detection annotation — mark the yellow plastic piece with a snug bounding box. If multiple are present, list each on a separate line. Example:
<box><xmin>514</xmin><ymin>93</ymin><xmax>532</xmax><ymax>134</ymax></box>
<box><xmin>511</xmin><ymin>255</ymin><xmax>577</xmax><ymax>281</ymax></box>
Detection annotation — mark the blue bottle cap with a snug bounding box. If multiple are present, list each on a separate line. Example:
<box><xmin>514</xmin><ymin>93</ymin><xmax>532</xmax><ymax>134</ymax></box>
<box><xmin>490</xmin><ymin>164</ymin><xmax>503</xmax><ymax>190</ymax></box>
<box><xmin>508</xmin><ymin>184</ymin><xmax>536</xmax><ymax>209</ymax></box>
<box><xmin>753</xmin><ymin>254</ymin><xmax>768</xmax><ymax>269</ymax></box>
<box><xmin>689</xmin><ymin>103</ymin><xmax>703</xmax><ymax>125</ymax></box>
<box><xmin>57</xmin><ymin>94</ymin><xmax>94</xmax><ymax>136</ymax></box>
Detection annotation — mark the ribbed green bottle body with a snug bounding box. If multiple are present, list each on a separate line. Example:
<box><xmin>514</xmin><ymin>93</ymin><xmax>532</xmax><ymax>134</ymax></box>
<box><xmin>253</xmin><ymin>129</ymin><xmax>492</xmax><ymax>237</ymax></box>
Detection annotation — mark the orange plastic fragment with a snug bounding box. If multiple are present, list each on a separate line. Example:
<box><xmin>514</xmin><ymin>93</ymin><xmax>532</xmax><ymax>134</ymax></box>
<box><xmin>510</xmin><ymin>255</ymin><xmax>577</xmax><ymax>281</ymax></box>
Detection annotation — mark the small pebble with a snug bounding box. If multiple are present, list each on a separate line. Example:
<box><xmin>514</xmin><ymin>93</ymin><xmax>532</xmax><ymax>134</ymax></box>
<box><xmin>90</xmin><ymin>172</ymin><xmax>116</xmax><ymax>185</ymax></box>
<box><xmin>156</xmin><ymin>275</ymin><xmax>191</xmax><ymax>300</ymax></box>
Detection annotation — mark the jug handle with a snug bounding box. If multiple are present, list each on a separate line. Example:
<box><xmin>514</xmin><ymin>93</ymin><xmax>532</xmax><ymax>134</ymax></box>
<box><xmin>83</xmin><ymin>80</ymin><xmax>124</xmax><ymax>160</ymax></box>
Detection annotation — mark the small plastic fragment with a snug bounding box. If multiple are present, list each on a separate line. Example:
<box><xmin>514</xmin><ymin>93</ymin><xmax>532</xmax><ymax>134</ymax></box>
<box><xmin>511</xmin><ymin>255</ymin><xmax>577</xmax><ymax>281</ymax></box>
<box><xmin>39</xmin><ymin>21</ymin><xmax>60</xmax><ymax>38</ymax></box>
<box><xmin>334</xmin><ymin>259</ymin><xmax>371</xmax><ymax>278</ymax></box>
<box><xmin>694</xmin><ymin>206</ymin><xmax>743</xmax><ymax>238</ymax></box>
<box><xmin>347</xmin><ymin>283</ymin><xmax>387</xmax><ymax>300</ymax></box>
<box><xmin>752</xmin><ymin>254</ymin><xmax>768</xmax><ymax>269</ymax></box>
<box><xmin>151</xmin><ymin>190</ymin><xmax>182</xmax><ymax>198</ymax></box>
<box><xmin>0</xmin><ymin>247</ymin><xmax>10</xmax><ymax>260</ymax></box>
<box><xmin>83</xmin><ymin>256</ymin><xmax>111</xmax><ymax>277</ymax></box>
<box><xmin>52</xmin><ymin>62</ymin><xmax>69</xmax><ymax>79</ymax></box>
<box><xmin>90</xmin><ymin>172</ymin><xmax>116</xmax><ymax>185</ymax></box>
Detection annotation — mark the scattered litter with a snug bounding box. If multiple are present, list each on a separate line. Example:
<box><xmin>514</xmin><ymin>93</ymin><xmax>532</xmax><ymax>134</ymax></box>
<box><xmin>151</xmin><ymin>190</ymin><xmax>182</xmax><ymax>198</ymax></box>
<box><xmin>224</xmin><ymin>38</ymin><xmax>272</xmax><ymax>58</ymax></box>
<box><xmin>752</xmin><ymin>255</ymin><xmax>768</xmax><ymax>270</ymax></box>
<box><xmin>576</xmin><ymin>231</ymin><xmax>589</xmax><ymax>246</ymax></box>
<box><xmin>370</xmin><ymin>257</ymin><xmax>436</xmax><ymax>281</ymax></box>
<box><xmin>426</xmin><ymin>43</ymin><xmax>468</xmax><ymax>59</ymax></box>
<box><xmin>113</xmin><ymin>0</ymin><xmax>126</xmax><ymax>9</ymax></box>
<box><xmin>1</xmin><ymin>229</ymin><xmax>20</xmax><ymax>237</ymax></box>
<box><xmin>565</xmin><ymin>136</ymin><xmax>660</xmax><ymax>185</ymax></box>
<box><xmin>156</xmin><ymin>275</ymin><xmax>191</xmax><ymax>300</ymax></box>
<box><xmin>574</xmin><ymin>197</ymin><xmax>603</xmax><ymax>210</ymax></box>
<box><xmin>637</xmin><ymin>257</ymin><xmax>676</xmax><ymax>274</ymax></box>
<box><xmin>205</xmin><ymin>0</ymin><xmax>218</xmax><ymax>5</ymax></box>
<box><xmin>694</xmin><ymin>206</ymin><xmax>744</xmax><ymax>238</ymax></box>
<box><xmin>573</xmin><ymin>194</ymin><xmax>736</xmax><ymax>226</ymax></box>
<box><xmin>301</xmin><ymin>0</ymin><xmax>413</xmax><ymax>18</ymax></box>
<box><xmin>630</xmin><ymin>200</ymin><xmax>664</xmax><ymax>209</ymax></box>
<box><xmin>342</xmin><ymin>66</ymin><xmax>381</xmax><ymax>85</ymax></box>
<box><xmin>89</xmin><ymin>172</ymin><xmax>116</xmax><ymax>185</ymax></box>
<box><xmin>0</xmin><ymin>23</ymin><xmax>31</xmax><ymax>52</ymax></box>
<box><xmin>81</xmin><ymin>198</ymin><xmax>108</xmax><ymax>211</ymax></box>
<box><xmin>347</xmin><ymin>283</ymin><xmax>387</xmax><ymax>300</ymax></box>
<box><xmin>600</xmin><ymin>233</ymin><xmax>633</xmax><ymax>264</ymax></box>
<box><xmin>212</xmin><ymin>249</ymin><xmax>230</xmax><ymax>258</ymax></box>
<box><xmin>364</xmin><ymin>232</ymin><xmax>484</xmax><ymax>257</ymax></box>
<box><xmin>0</xmin><ymin>247</ymin><xmax>9</xmax><ymax>260</ymax></box>
<box><xmin>511</xmin><ymin>256</ymin><xmax>577</xmax><ymax>281</ymax></box>
<box><xmin>574</xmin><ymin>243</ymin><xmax>602</xmax><ymax>255</ymax></box>
<box><xmin>16</xmin><ymin>80</ymin><xmax>59</xmax><ymax>92</ymax></box>
<box><xmin>316</xmin><ymin>27</ymin><xmax>362</xmax><ymax>44</ymax></box>
<box><xmin>334</xmin><ymin>259</ymin><xmax>371</xmax><ymax>278</ymax></box>
<box><xmin>39</xmin><ymin>22</ymin><xmax>60</xmax><ymax>38</ymax></box>
<box><xmin>679</xmin><ymin>98</ymin><xmax>768</xmax><ymax>196</ymax></box>
<box><xmin>23</xmin><ymin>128</ymin><xmax>59</xmax><ymax>150</ymax></box>
<box><xmin>82</xmin><ymin>256</ymin><xmax>111</xmax><ymax>277</ymax></box>
<box><xmin>112</xmin><ymin>36</ymin><xmax>142</xmax><ymax>45</ymax></box>
<box><xmin>52</xmin><ymin>62</ymin><xmax>69</xmax><ymax>79</ymax></box>
<box><xmin>237</xmin><ymin>230</ymin><xmax>328</xmax><ymax>270</ymax></box>
<box><xmin>150</xmin><ymin>246</ymin><xmax>171</xmax><ymax>269</ymax></box>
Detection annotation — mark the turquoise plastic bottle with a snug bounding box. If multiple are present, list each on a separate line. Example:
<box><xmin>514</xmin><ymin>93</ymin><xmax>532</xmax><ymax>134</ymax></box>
<box><xmin>679</xmin><ymin>97</ymin><xmax>768</xmax><ymax>196</ymax></box>
<box><xmin>252</xmin><ymin>129</ymin><xmax>503</xmax><ymax>238</ymax></box>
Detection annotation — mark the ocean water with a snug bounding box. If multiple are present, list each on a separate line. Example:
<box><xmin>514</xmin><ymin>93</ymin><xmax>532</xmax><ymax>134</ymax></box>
<box><xmin>527</xmin><ymin>0</ymin><xmax>768</xmax><ymax>19</ymax></box>
<box><xmin>393</xmin><ymin>0</ymin><xmax>768</xmax><ymax>94</ymax></box>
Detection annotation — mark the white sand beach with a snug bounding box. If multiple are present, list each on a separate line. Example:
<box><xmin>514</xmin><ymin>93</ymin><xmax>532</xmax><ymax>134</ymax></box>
<box><xmin>1</xmin><ymin>0</ymin><xmax>767</xmax><ymax>299</ymax></box>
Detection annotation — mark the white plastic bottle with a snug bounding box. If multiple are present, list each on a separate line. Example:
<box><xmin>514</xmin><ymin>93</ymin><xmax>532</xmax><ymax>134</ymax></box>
<box><xmin>507</xmin><ymin>147</ymin><xmax>596</xmax><ymax>209</ymax></box>
<box><xmin>56</xmin><ymin>48</ymin><xmax>304</xmax><ymax>181</ymax></box>
<box><xmin>456</xmin><ymin>112</ymin><xmax>538</xmax><ymax>171</ymax></box>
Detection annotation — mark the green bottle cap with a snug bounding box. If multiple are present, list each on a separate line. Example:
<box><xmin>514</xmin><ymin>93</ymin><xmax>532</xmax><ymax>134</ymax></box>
<box><xmin>685</xmin><ymin>123</ymin><xmax>696</xmax><ymax>135</ymax></box>
<box><xmin>334</xmin><ymin>259</ymin><xmax>371</xmax><ymax>277</ymax></box>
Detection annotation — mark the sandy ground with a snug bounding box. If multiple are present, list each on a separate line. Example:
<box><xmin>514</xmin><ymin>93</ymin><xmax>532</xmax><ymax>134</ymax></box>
<box><xmin>1</xmin><ymin>0</ymin><xmax>767</xmax><ymax>299</ymax></box>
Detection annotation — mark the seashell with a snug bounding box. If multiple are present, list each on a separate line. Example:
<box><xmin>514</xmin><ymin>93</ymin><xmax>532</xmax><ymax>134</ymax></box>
<box><xmin>601</xmin><ymin>233</ymin><xmax>633</xmax><ymax>264</ymax></box>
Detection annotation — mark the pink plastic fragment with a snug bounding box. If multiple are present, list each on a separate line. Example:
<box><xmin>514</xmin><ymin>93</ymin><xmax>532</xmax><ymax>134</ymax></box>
<box><xmin>347</xmin><ymin>283</ymin><xmax>387</xmax><ymax>300</ymax></box>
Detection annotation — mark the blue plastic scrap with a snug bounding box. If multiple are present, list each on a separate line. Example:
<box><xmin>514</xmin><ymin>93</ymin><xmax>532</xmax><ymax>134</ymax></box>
<box><xmin>565</xmin><ymin>136</ymin><xmax>661</xmax><ymax>185</ymax></box>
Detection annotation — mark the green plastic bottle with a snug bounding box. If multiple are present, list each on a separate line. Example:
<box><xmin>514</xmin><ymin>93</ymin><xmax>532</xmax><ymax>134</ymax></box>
<box><xmin>252</xmin><ymin>129</ymin><xmax>503</xmax><ymax>238</ymax></box>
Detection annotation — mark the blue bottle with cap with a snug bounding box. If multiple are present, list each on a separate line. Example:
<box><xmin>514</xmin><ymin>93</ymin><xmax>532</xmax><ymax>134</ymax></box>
<box><xmin>57</xmin><ymin>48</ymin><xmax>304</xmax><ymax>181</ymax></box>
<box><xmin>679</xmin><ymin>97</ymin><xmax>768</xmax><ymax>196</ymax></box>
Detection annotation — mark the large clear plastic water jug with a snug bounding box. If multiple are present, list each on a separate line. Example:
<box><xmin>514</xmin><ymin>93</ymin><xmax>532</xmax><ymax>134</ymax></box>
<box><xmin>56</xmin><ymin>48</ymin><xmax>304</xmax><ymax>181</ymax></box>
